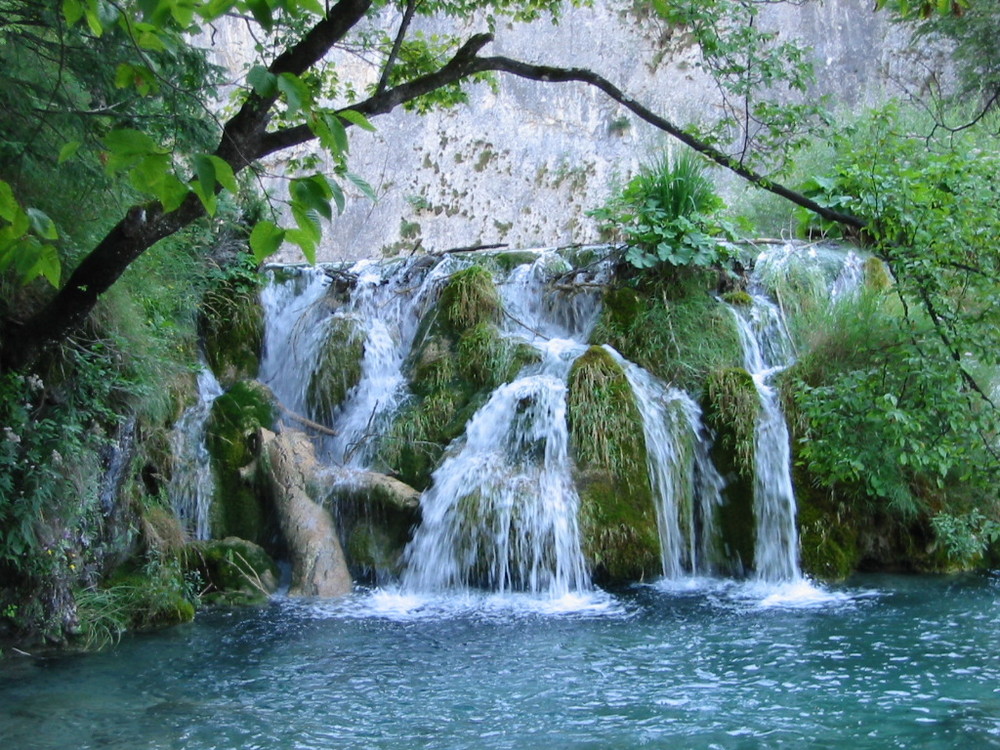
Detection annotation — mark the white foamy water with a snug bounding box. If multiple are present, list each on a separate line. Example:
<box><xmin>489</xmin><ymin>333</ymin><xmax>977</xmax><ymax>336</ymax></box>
<box><xmin>169</xmin><ymin>365</ymin><xmax>224</xmax><ymax>540</ymax></box>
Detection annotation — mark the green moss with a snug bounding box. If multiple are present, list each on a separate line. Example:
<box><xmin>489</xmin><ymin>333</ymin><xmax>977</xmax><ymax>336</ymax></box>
<box><xmin>704</xmin><ymin>368</ymin><xmax>758</xmax><ymax>479</ymax></box>
<box><xmin>863</xmin><ymin>256</ymin><xmax>892</xmax><ymax>291</ymax></box>
<box><xmin>376</xmin><ymin>390</ymin><xmax>467</xmax><ymax>490</ymax></box>
<box><xmin>438</xmin><ymin>265</ymin><xmax>502</xmax><ymax>334</ymax></box>
<box><xmin>306</xmin><ymin>315</ymin><xmax>365</xmax><ymax>421</ymax></box>
<box><xmin>206</xmin><ymin>381</ymin><xmax>276</xmax><ymax>545</ymax></box>
<box><xmin>200</xmin><ymin>278</ymin><xmax>264</xmax><ymax>386</ymax></box>
<box><xmin>489</xmin><ymin>251</ymin><xmax>539</xmax><ymax>272</ymax></box>
<box><xmin>721</xmin><ymin>290</ymin><xmax>753</xmax><ymax>307</ymax></box>
<box><xmin>77</xmin><ymin>557</ymin><xmax>196</xmax><ymax>647</ymax></box>
<box><xmin>592</xmin><ymin>281</ymin><xmax>742</xmax><ymax>394</ymax></box>
<box><xmin>701</xmin><ymin>367</ymin><xmax>759</xmax><ymax>575</ymax></box>
<box><xmin>457</xmin><ymin>322</ymin><xmax>532</xmax><ymax>390</ymax></box>
<box><xmin>411</xmin><ymin>335</ymin><xmax>457</xmax><ymax>397</ymax></box>
<box><xmin>184</xmin><ymin>537</ymin><xmax>278</xmax><ymax>605</ymax></box>
<box><xmin>796</xmin><ymin>484</ymin><xmax>860</xmax><ymax>581</ymax></box>
<box><xmin>568</xmin><ymin>346</ymin><xmax>659</xmax><ymax>582</ymax></box>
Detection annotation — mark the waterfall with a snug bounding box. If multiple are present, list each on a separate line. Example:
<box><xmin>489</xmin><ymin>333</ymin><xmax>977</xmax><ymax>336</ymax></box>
<box><xmin>606</xmin><ymin>348</ymin><xmax>724</xmax><ymax>578</ymax></box>
<box><xmin>400</xmin><ymin>251</ymin><xmax>606</xmax><ymax>596</ymax></box>
<box><xmin>259</xmin><ymin>257</ymin><xmax>462</xmax><ymax>467</ymax></box>
<box><xmin>169</xmin><ymin>365</ymin><xmax>224</xmax><ymax>540</ymax></box>
<box><xmin>401</xmin><ymin>341</ymin><xmax>590</xmax><ymax>595</ymax></box>
<box><xmin>729</xmin><ymin>298</ymin><xmax>800</xmax><ymax>582</ymax></box>
<box><xmin>727</xmin><ymin>242</ymin><xmax>866</xmax><ymax>582</ymax></box>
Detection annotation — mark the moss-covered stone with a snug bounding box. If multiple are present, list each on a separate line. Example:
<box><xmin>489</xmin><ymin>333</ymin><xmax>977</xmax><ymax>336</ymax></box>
<box><xmin>184</xmin><ymin>537</ymin><xmax>278</xmax><ymax>605</ymax></box>
<box><xmin>200</xmin><ymin>277</ymin><xmax>264</xmax><ymax>386</ymax></box>
<box><xmin>721</xmin><ymin>290</ymin><xmax>753</xmax><ymax>307</ymax></box>
<box><xmin>702</xmin><ymin>367</ymin><xmax>759</xmax><ymax>575</ymax></box>
<box><xmin>329</xmin><ymin>480</ymin><xmax>420</xmax><ymax>584</ymax></box>
<box><xmin>795</xmin><ymin>480</ymin><xmax>860</xmax><ymax>581</ymax></box>
<box><xmin>206</xmin><ymin>381</ymin><xmax>277</xmax><ymax>546</ymax></box>
<box><xmin>489</xmin><ymin>250</ymin><xmax>540</xmax><ymax>272</ymax></box>
<box><xmin>863</xmin><ymin>256</ymin><xmax>893</xmax><ymax>291</ymax></box>
<box><xmin>591</xmin><ymin>281</ymin><xmax>742</xmax><ymax>394</ymax></box>
<box><xmin>305</xmin><ymin>315</ymin><xmax>365</xmax><ymax>421</ymax></box>
<box><xmin>568</xmin><ymin>346</ymin><xmax>659</xmax><ymax>582</ymax></box>
<box><xmin>438</xmin><ymin>265</ymin><xmax>502</xmax><ymax>334</ymax></box>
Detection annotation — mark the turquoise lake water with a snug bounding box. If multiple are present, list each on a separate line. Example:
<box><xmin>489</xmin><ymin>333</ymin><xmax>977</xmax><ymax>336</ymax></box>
<box><xmin>2</xmin><ymin>574</ymin><xmax>998</xmax><ymax>749</ymax></box>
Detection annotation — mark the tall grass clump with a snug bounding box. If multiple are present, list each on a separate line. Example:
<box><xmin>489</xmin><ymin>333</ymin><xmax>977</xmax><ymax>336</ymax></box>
<box><xmin>591</xmin><ymin>151</ymin><xmax>738</xmax><ymax>272</ymax></box>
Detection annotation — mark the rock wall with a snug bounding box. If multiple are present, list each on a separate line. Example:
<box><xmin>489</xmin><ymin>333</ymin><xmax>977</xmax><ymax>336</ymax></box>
<box><xmin>198</xmin><ymin>0</ymin><xmax>940</xmax><ymax>261</ymax></box>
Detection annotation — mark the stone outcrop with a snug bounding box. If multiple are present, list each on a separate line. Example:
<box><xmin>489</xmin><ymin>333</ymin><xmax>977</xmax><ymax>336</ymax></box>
<box><xmin>262</xmin><ymin>428</ymin><xmax>353</xmax><ymax>597</ymax></box>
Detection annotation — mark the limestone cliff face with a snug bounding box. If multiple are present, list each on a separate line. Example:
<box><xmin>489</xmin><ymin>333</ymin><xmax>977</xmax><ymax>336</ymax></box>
<box><xmin>198</xmin><ymin>1</ymin><xmax>939</xmax><ymax>261</ymax></box>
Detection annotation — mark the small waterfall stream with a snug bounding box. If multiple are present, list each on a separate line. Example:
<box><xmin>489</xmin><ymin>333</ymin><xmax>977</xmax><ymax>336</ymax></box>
<box><xmin>401</xmin><ymin>251</ymin><xmax>605</xmax><ymax>596</ymax></box>
<box><xmin>400</xmin><ymin>341</ymin><xmax>590</xmax><ymax>595</ymax></box>
<box><xmin>238</xmin><ymin>243</ymin><xmax>871</xmax><ymax>598</ymax></box>
<box><xmin>607</xmin><ymin>348</ymin><xmax>724</xmax><ymax>578</ymax></box>
<box><xmin>729</xmin><ymin>297</ymin><xmax>800</xmax><ymax>582</ymax></box>
<box><xmin>169</xmin><ymin>365</ymin><xmax>224</xmax><ymax>540</ymax></box>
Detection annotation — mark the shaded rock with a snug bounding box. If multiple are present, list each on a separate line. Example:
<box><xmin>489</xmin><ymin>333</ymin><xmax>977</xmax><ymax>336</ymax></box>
<box><xmin>184</xmin><ymin>537</ymin><xmax>279</xmax><ymax>606</ymax></box>
<box><xmin>262</xmin><ymin>429</ymin><xmax>352</xmax><ymax>597</ymax></box>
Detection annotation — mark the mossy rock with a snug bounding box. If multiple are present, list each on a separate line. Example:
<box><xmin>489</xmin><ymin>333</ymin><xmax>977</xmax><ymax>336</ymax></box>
<box><xmin>438</xmin><ymin>265</ymin><xmax>502</xmax><ymax>335</ymax></box>
<box><xmin>456</xmin><ymin>322</ymin><xmax>535</xmax><ymax>391</ymax></box>
<box><xmin>184</xmin><ymin>537</ymin><xmax>278</xmax><ymax>605</ymax></box>
<box><xmin>568</xmin><ymin>346</ymin><xmax>659</xmax><ymax>582</ymax></box>
<box><xmin>205</xmin><ymin>381</ymin><xmax>278</xmax><ymax>546</ymax></box>
<box><xmin>863</xmin><ymin>256</ymin><xmax>893</xmax><ymax>291</ymax></box>
<box><xmin>591</xmin><ymin>283</ymin><xmax>742</xmax><ymax>394</ymax></box>
<box><xmin>411</xmin><ymin>335</ymin><xmax>457</xmax><ymax>397</ymax></box>
<box><xmin>704</xmin><ymin>368</ymin><xmax>758</xmax><ymax>480</ymax></box>
<box><xmin>721</xmin><ymin>290</ymin><xmax>753</xmax><ymax>307</ymax></box>
<box><xmin>200</xmin><ymin>277</ymin><xmax>264</xmax><ymax>386</ymax></box>
<box><xmin>701</xmin><ymin>368</ymin><xmax>759</xmax><ymax>575</ymax></box>
<box><xmin>102</xmin><ymin>561</ymin><xmax>197</xmax><ymax>630</ymax></box>
<box><xmin>305</xmin><ymin>315</ymin><xmax>365</xmax><ymax>421</ymax></box>
<box><xmin>489</xmin><ymin>251</ymin><xmax>540</xmax><ymax>272</ymax></box>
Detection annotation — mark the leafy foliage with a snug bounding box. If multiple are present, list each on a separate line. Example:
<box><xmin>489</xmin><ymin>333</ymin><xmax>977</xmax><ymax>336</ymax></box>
<box><xmin>591</xmin><ymin>152</ymin><xmax>738</xmax><ymax>272</ymax></box>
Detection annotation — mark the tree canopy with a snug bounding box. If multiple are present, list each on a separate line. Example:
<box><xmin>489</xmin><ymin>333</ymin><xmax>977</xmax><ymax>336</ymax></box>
<box><xmin>0</xmin><ymin>0</ymin><xmax>878</xmax><ymax>370</ymax></box>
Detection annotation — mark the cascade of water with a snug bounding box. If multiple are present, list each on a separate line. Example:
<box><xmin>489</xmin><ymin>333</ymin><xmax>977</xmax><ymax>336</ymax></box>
<box><xmin>727</xmin><ymin>243</ymin><xmax>867</xmax><ymax>582</ymax></box>
<box><xmin>729</xmin><ymin>295</ymin><xmax>800</xmax><ymax>583</ymax></box>
<box><xmin>169</xmin><ymin>366</ymin><xmax>224</xmax><ymax>540</ymax></box>
<box><xmin>606</xmin><ymin>348</ymin><xmax>724</xmax><ymax>578</ymax></box>
<box><xmin>99</xmin><ymin>415</ymin><xmax>137</xmax><ymax>516</ymax></box>
<box><xmin>401</xmin><ymin>341</ymin><xmax>591</xmax><ymax>595</ymax></box>
<box><xmin>401</xmin><ymin>251</ymin><xmax>607</xmax><ymax>596</ymax></box>
<box><xmin>259</xmin><ymin>256</ymin><xmax>463</xmax><ymax>467</ymax></box>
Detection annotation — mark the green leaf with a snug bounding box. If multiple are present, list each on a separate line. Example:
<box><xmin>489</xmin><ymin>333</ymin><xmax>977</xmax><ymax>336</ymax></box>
<box><xmin>277</xmin><ymin>72</ymin><xmax>311</xmax><ymax>117</ymax></box>
<box><xmin>33</xmin><ymin>244</ymin><xmax>61</xmax><ymax>287</ymax></box>
<box><xmin>328</xmin><ymin>178</ymin><xmax>345</xmax><ymax>214</ymax></box>
<box><xmin>246</xmin><ymin>0</ymin><xmax>274</xmax><ymax>32</ymax></box>
<box><xmin>249</xmin><ymin>220</ymin><xmax>285</xmax><ymax>263</ymax></box>
<box><xmin>63</xmin><ymin>0</ymin><xmax>84</xmax><ymax>25</ymax></box>
<box><xmin>290</xmin><ymin>175</ymin><xmax>333</xmax><ymax>221</ymax></box>
<box><xmin>247</xmin><ymin>65</ymin><xmax>278</xmax><ymax>98</ymax></box>
<box><xmin>0</xmin><ymin>181</ymin><xmax>18</xmax><ymax>222</ymax></box>
<box><xmin>297</xmin><ymin>0</ymin><xmax>325</xmax><ymax>15</ymax></box>
<box><xmin>338</xmin><ymin>109</ymin><xmax>377</xmax><ymax>132</ymax></box>
<box><xmin>26</xmin><ymin>209</ymin><xmax>58</xmax><ymax>240</ymax></box>
<box><xmin>157</xmin><ymin>174</ymin><xmax>190</xmax><ymax>212</ymax></box>
<box><xmin>206</xmin><ymin>155</ymin><xmax>237</xmax><ymax>194</ymax></box>
<box><xmin>58</xmin><ymin>141</ymin><xmax>82</xmax><ymax>165</ymax></box>
<box><xmin>345</xmin><ymin>171</ymin><xmax>377</xmax><ymax>202</ymax></box>
<box><xmin>285</xmin><ymin>228</ymin><xmax>317</xmax><ymax>265</ymax></box>
<box><xmin>192</xmin><ymin>155</ymin><xmax>218</xmax><ymax>216</ymax></box>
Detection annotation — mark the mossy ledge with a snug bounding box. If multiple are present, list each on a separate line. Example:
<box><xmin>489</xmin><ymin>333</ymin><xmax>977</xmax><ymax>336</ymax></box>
<box><xmin>702</xmin><ymin>367</ymin><xmax>759</xmax><ymax>575</ymax></box>
<box><xmin>568</xmin><ymin>346</ymin><xmax>659</xmax><ymax>583</ymax></box>
<box><xmin>205</xmin><ymin>380</ymin><xmax>278</xmax><ymax>548</ymax></box>
<box><xmin>305</xmin><ymin>314</ymin><xmax>366</xmax><ymax>423</ymax></box>
<box><xmin>200</xmin><ymin>277</ymin><xmax>264</xmax><ymax>387</ymax></box>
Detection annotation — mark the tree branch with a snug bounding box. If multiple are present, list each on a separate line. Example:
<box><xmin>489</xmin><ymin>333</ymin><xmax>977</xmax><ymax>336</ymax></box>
<box><xmin>375</xmin><ymin>0</ymin><xmax>419</xmax><ymax>96</ymax></box>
